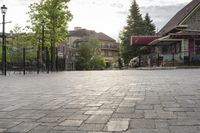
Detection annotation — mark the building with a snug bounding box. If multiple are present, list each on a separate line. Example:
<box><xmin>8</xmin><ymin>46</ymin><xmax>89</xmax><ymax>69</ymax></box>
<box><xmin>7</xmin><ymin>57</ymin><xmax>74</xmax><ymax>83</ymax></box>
<box><xmin>131</xmin><ymin>0</ymin><xmax>200</xmax><ymax>66</ymax></box>
<box><xmin>63</xmin><ymin>27</ymin><xmax>119</xmax><ymax>70</ymax></box>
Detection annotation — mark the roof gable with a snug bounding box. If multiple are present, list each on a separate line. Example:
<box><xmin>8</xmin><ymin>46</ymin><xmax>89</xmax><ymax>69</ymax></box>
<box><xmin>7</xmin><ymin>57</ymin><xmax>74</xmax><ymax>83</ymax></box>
<box><xmin>68</xmin><ymin>29</ymin><xmax>95</xmax><ymax>37</ymax></box>
<box><xmin>158</xmin><ymin>0</ymin><xmax>200</xmax><ymax>36</ymax></box>
<box><xmin>68</xmin><ymin>29</ymin><xmax>115</xmax><ymax>42</ymax></box>
<box><xmin>96</xmin><ymin>32</ymin><xmax>115</xmax><ymax>42</ymax></box>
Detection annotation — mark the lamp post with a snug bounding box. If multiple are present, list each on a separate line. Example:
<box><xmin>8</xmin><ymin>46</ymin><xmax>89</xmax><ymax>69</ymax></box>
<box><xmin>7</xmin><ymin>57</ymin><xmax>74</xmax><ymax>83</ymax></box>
<box><xmin>41</xmin><ymin>20</ymin><xmax>45</xmax><ymax>70</ymax></box>
<box><xmin>1</xmin><ymin>5</ymin><xmax>7</xmax><ymax>76</ymax></box>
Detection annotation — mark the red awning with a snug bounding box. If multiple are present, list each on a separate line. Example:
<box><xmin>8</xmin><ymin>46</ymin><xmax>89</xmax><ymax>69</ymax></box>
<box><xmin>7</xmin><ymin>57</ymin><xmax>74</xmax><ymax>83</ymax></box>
<box><xmin>131</xmin><ymin>36</ymin><xmax>160</xmax><ymax>46</ymax></box>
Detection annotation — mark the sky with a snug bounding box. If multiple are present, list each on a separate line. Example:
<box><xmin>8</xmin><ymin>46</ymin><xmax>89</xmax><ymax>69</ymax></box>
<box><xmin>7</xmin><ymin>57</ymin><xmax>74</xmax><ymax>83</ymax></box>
<box><xmin>0</xmin><ymin>0</ymin><xmax>192</xmax><ymax>40</ymax></box>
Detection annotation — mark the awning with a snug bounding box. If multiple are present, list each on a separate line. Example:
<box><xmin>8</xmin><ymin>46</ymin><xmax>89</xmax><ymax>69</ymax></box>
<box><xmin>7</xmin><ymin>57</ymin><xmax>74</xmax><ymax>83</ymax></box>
<box><xmin>131</xmin><ymin>36</ymin><xmax>159</xmax><ymax>46</ymax></box>
<box><xmin>149</xmin><ymin>35</ymin><xmax>182</xmax><ymax>46</ymax></box>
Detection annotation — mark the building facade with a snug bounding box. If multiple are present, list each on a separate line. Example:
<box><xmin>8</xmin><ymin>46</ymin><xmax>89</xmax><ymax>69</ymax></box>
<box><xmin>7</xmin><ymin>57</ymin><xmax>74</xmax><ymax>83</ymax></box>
<box><xmin>131</xmin><ymin>0</ymin><xmax>200</xmax><ymax>67</ymax></box>
<box><xmin>63</xmin><ymin>27</ymin><xmax>119</xmax><ymax>70</ymax></box>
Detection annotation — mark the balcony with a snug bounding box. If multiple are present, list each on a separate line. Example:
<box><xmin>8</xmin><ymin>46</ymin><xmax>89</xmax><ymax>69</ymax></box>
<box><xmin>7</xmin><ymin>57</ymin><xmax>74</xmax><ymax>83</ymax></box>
<box><xmin>100</xmin><ymin>44</ymin><xmax>119</xmax><ymax>51</ymax></box>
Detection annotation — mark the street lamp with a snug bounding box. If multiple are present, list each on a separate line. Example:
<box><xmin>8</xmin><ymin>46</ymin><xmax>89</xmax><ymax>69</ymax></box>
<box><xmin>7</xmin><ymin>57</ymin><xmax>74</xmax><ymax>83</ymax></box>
<box><xmin>1</xmin><ymin>5</ymin><xmax>7</xmax><ymax>76</ymax></box>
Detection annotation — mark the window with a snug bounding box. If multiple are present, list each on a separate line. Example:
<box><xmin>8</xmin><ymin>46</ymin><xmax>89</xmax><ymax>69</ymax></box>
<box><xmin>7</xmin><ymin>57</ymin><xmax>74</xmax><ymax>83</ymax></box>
<box><xmin>195</xmin><ymin>40</ymin><xmax>200</xmax><ymax>55</ymax></box>
<box><xmin>101</xmin><ymin>51</ymin><xmax>105</xmax><ymax>56</ymax></box>
<box><xmin>162</xmin><ymin>45</ymin><xmax>170</xmax><ymax>54</ymax></box>
<box><xmin>108</xmin><ymin>51</ymin><xmax>112</xmax><ymax>56</ymax></box>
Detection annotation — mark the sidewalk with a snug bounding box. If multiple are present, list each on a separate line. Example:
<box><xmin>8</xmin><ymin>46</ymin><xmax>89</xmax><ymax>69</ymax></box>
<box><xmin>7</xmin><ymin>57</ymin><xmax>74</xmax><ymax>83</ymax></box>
<box><xmin>135</xmin><ymin>66</ymin><xmax>200</xmax><ymax>70</ymax></box>
<box><xmin>0</xmin><ymin>70</ymin><xmax>200</xmax><ymax>132</ymax></box>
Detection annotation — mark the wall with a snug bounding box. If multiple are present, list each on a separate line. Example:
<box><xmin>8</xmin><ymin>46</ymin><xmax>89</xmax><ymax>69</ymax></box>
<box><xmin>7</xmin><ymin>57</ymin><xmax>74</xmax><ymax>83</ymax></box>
<box><xmin>184</xmin><ymin>7</ymin><xmax>200</xmax><ymax>30</ymax></box>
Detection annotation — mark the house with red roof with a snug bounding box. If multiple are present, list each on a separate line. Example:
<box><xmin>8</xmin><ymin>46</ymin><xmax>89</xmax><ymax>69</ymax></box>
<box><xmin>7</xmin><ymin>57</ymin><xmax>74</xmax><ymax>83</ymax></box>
<box><xmin>131</xmin><ymin>0</ymin><xmax>200</xmax><ymax>66</ymax></box>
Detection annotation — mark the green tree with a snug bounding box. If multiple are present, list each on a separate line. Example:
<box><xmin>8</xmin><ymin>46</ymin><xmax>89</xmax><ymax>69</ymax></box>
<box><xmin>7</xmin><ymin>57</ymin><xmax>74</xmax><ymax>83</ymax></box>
<box><xmin>127</xmin><ymin>0</ymin><xmax>145</xmax><ymax>35</ymax></box>
<box><xmin>90</xmin><ymin>55</ymin><xmax>105</xmax><ymax>70</ymax></box>
<box><xmin>120</xmin><ymin>0</ymin><xmax>155</xmax><ymax>64</ymax></box>
<box><xmin>27</xmin><ymin>0</ymin><xmax>72</xmax><ymax>70</ymax></box>
<box><xmin>76</xmin><ymin>37</ymin><xmax>105</xmax><ymax>70</ymax></box>
<box><xmin>144</xmin><ymin>13</ymin><xmax>156</xmax><ymax>35</ymax></box>
<box><xmin>8</xmin><ymin>25</ymin><xmax>36</xmax><ymax>62</ymax></box>
<box><xmin>120</xmin><ymin>0</ymin><xmax>144</xmax><ymax>64</ymax></box>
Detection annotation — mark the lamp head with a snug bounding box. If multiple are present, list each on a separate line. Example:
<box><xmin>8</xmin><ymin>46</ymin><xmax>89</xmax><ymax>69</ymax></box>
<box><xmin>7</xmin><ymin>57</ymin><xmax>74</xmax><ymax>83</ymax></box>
<box><xmin>1</xmin><ymin>5</ymin><xmax>7</xmax><ymax>15</ymax></box>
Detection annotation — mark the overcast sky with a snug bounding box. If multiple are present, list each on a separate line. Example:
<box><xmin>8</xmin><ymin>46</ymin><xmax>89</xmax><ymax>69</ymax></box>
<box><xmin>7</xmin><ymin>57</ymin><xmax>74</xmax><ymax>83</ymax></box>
<box><xmin>0</xmin><ymin>0</ymin><xmax>192</xmax><ymax>40</ymax></box>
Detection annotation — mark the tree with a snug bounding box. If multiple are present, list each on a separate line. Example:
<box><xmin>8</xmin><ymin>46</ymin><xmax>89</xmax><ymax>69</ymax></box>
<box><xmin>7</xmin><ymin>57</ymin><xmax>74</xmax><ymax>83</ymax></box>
<box><xmin>76</xmin><ymin>37</ymin><xmax>105</xmax><ymax>70</ymax></box>
<box><xmin>27</xmin><ymin>0</ymin><xmax>72</xmax><ymax>70</ymax></box>
<box><xmin>127</xmin><ymin>0</ymin><xmax>145</xmax><ymax>35</ymax></box>
<box><xmin>120</xmin><ymin>0</ymin><xmax>144</xmax><ymax>64</ymax></box>
<box><xmin>9</xmin><ymin>24</ymin><xmax>34</xmax><ymax>47</ymax></box>
<box><xmin>7</xmin><ymin>25</ymin><xmax>37</xmax><ymax>62</ymax></box>
<box><xmin>120</xmin><ymin>0</ymin><xmax>155</xmax><ymax>64</ymax></box>
<box><xmin>144</xmin><ymin>13</ymin><xmax>156</xmax><ymax>35</ymax></box>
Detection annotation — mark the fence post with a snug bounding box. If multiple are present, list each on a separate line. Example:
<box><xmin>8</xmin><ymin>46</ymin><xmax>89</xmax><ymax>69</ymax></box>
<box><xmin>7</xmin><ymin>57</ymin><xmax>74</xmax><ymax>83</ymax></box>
<box><xmin>37</xmin><ymin>46</ymin><xmax>40</xmax><ymax>74</ymax></box>
<box><xmin>56</xmin><ymin>48</ymin><xmax>58</xmax><ymax>71</ymax></box>
<box><xmin>172</xmin><ymin>53</ymin><xmax>175</xmax><ymax>66</ymax></box>
<box><xmin>139</xmin><ymin>55</ymin><xmax>141</xmax><ymax>67</ymax></box>
<box><xmin>1</xmin><ymin>46</ymin><xmax>3</xmax><ymax>75</ymax></box>
<box><xmin>50</xmin><ymin>41</ymin><xmax>53</xmax><ymax>71</ymax></box>
<box><xmin>46</xmin><ymin>47</ymin><xmax>49</xmax><ymax>74</ymax></box>
<box><xmin>4</xmin><ymin>46</ymin><xmax>6</xmax><ymax>76</ymax></box>
<box><xmin>157</xmin><ymin>53</ymin><xmax>159</xmax><ymax>67</ymax></box>
<box><xmin>23</xmin><ymin>47</ymin><xmax>26</xmax><ymax>75</ymax></box>
<box><xmin>188</xmin><ymin>51</ymin><xmax>191</xmax><ymax>66</ymax></box>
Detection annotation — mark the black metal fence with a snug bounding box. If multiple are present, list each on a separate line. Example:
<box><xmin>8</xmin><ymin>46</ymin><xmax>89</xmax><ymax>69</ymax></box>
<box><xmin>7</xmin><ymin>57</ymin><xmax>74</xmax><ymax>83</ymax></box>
<box><xmin>0</xmin><ymin>45</ymin><xmax>65</xmax><ymax>75</ymax></box>
<box><xmin>139</xmin><ymin>52</ymin><xmax>200</xmax><ymax>67</ymax></box>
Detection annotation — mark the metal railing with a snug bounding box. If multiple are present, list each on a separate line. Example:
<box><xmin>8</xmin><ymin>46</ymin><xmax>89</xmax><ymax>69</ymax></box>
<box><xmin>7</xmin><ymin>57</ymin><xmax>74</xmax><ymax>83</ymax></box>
<box><xmin>0</xmin><ymin>45</ymin><xmax>66</xmax><ymax>75</ymax></box>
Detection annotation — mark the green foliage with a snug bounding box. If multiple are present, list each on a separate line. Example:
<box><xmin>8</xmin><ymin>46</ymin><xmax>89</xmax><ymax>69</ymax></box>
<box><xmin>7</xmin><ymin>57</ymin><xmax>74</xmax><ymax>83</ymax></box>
<box><xmin>140</xmin><ymin>46</ymin><xmax>151</xmax><ymax>55</ymax></box>
<box><xmin>6</xmin><ymin>24</ymin><xmax>36</xmax><ymax>62</ymax></box>
<box><xmin>144</xmin><ymin>13</ymin><xmax>156</xmax><ymax>35</ymax></box>
<box><xmin>127</xmin><ymin>0</ymin><xmax>145</xmax><ymax>35</ymax></box>
<box><xmin>27</xmin><ymin>0</ymin><xmax>72</xmax><ymax>46</ymax></box>
<box><xmin>76</xmin><ymin>37</ymin><xmax>105</xmax><ymax>70</ymax></box>
<box><xmin>10</xmin><ymin>25</ymin><xmax>35</xmax><ymax>47</ymax></box>
<box><xmin>27</xmin><ymin>0</ymin><xmax>72</xmax><ymax>70</ymax></box>
<box><xmin>90</xmin><ymin>55</ymin><xmax>105</xmax><ymax>70</ymax></box>
<box><xmin>120</xmin><ymin>0</ymin><xmax>155</xmax><ymax>64</ymax></box>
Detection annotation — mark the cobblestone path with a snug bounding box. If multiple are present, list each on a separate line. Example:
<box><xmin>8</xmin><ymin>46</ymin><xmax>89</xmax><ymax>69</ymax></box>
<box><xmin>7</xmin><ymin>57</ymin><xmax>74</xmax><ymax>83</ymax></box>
<box><xmin>0</xmin><ymin>69</ymin><xmax>200</xmax><ymax>133</ymax></box>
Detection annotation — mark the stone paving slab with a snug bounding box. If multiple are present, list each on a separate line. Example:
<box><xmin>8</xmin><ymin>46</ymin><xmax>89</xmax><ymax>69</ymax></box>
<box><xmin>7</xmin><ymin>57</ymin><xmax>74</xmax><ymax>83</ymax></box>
<box><xmin>0</xmin><ymin>70</ymin><xmax>200</xmax><ymax>132</ymax></box>
<box><xmin>105</xmin><ymin>120</ymin><xmax>129</xmax><ymax>131</ymax></box>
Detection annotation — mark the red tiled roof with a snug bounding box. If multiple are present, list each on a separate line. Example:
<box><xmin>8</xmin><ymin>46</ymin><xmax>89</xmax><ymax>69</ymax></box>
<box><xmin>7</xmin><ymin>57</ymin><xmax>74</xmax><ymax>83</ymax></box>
<box><xmin>158</xmin><ymin>0</ymin><xmax>200</xmax><ymax>36</ymax></box>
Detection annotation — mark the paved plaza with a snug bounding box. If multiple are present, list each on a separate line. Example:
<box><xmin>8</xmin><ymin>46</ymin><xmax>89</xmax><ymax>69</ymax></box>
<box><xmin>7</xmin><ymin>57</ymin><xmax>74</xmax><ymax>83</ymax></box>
<box><xmin>0</xmin><ymin>69</ymin><xmax>200</xmax><ymax>133</ymax></box>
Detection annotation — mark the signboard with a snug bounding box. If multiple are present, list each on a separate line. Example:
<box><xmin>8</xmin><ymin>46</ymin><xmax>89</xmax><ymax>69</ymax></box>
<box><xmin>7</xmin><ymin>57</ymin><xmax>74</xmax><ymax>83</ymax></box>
<box><xmin>58</xmin><ymin>52</ymin><xmax>64</xmax><ymax>58</ymax></box>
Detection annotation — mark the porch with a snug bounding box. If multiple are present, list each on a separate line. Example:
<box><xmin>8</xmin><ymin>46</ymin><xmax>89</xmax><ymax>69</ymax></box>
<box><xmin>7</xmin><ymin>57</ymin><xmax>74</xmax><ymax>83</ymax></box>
<box><xmin>149</xmin><ymin>31</ymin><xmax>200</xmax><ymax>66</ymax></box>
